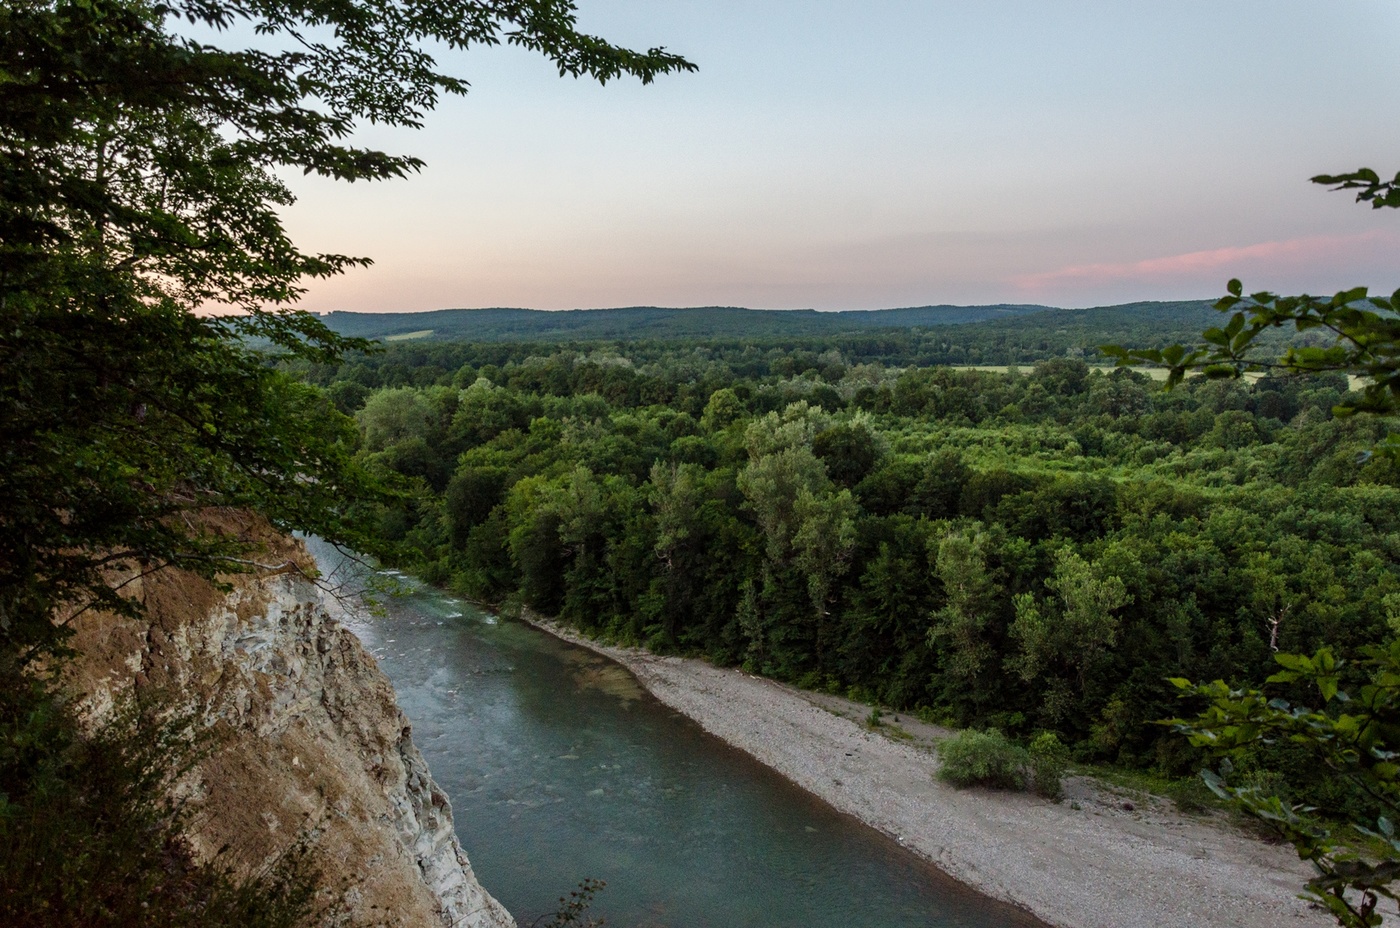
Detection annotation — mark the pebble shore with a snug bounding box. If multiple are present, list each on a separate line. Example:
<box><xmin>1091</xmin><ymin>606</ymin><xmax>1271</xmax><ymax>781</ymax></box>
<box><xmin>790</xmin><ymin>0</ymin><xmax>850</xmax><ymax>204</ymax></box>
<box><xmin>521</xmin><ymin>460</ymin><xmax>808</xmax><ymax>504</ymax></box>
<box><xmin>523</xmin><ymin>615</ymin><xmax>1332</xmax><ymax>928</ymax></box>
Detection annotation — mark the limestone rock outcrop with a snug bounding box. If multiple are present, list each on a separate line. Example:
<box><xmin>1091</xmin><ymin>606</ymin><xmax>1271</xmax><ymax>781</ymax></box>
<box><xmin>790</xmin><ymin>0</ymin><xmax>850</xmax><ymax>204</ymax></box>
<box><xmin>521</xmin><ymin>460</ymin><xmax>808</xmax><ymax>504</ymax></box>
<box><xmin>64</xmin><ymin>514</ymin><xmax>514</xmax><ymax>928</ymax></box>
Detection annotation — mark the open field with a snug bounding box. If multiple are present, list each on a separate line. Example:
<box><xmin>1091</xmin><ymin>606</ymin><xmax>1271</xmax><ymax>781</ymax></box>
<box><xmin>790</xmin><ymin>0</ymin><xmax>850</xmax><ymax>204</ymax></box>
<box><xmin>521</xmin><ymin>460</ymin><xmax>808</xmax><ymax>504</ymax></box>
<box><xmin>948</xmin><ymin>365</ymin><xmax>1367</xmax><ymax>391</ymax></box>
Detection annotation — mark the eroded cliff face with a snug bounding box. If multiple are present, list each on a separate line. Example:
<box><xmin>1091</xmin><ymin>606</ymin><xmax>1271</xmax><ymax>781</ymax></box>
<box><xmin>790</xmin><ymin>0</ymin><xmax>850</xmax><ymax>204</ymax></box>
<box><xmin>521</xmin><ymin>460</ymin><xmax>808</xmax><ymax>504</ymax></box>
<box><xmin>63</xmin><ymin>515</ymin><xmax>514</xmax><ymax>928</ymax></box>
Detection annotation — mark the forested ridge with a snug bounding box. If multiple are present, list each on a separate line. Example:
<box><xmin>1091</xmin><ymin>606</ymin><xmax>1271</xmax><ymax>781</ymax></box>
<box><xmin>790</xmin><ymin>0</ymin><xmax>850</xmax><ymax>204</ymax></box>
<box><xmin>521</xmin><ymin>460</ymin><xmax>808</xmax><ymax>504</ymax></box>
<box><xmin>318</xmin><ymin>302</ymin><xmax>1053</xmax><ymax>341</ymax></box>
<box><xmin>316</xmin><ymin>299</ymin><xmax>1222</xmax><ymax>348</ymax></box>
<box><xmin>296</xmin><ymin>336</ymin><xmax>1400</xmax><ymax>813</ymax></box>
<box><xmin>309</xmin><ymin>299</ymin><xmax>1298</xmax><ymax>378</ymax></box>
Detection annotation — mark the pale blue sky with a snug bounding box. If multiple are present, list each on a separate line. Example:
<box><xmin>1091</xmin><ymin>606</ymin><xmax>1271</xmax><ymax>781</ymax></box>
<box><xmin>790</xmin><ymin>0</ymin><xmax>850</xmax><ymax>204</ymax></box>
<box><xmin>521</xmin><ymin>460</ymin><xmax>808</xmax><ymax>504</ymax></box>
<box><xmin>280</xmin><ymin>1</ymin><xmax>1400</xmax><ymax>312</ymax></box>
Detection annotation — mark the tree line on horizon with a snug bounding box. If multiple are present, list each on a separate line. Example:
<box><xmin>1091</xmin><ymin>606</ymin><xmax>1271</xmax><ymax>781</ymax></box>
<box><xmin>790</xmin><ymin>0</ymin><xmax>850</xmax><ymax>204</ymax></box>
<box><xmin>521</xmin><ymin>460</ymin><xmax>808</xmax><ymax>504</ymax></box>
<box><xmin>312</xmin><ymin>299</ymin><xmax>1230</xmax><ymax>347</ymax></box>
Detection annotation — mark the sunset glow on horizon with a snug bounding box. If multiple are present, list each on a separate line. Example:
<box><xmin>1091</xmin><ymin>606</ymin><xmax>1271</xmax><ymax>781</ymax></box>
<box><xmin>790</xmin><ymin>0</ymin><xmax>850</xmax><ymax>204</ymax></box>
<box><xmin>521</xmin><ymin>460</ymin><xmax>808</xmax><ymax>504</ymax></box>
<box><xmin>279</xmin><ymin>1</ymin><xmax>1400</xmax><ymax>314</ymax></box>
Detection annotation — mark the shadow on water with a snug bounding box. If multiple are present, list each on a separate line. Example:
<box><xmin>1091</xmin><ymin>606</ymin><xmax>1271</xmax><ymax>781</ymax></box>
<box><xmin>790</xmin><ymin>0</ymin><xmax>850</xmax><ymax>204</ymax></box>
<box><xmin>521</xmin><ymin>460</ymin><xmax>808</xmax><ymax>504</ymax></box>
<box><xmin>305</xmin><ymin>539</ymin><xmax>1048</xmax><ymax>928</ymax></box>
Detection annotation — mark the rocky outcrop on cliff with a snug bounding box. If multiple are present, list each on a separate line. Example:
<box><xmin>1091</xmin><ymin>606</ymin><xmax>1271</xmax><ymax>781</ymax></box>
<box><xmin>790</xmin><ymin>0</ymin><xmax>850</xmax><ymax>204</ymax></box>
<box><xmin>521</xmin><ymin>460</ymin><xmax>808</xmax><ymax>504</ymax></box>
<box><xmin>63</xmin><ymin>515</ymin><xmax>514</xmax><ymax>928</ymax></box>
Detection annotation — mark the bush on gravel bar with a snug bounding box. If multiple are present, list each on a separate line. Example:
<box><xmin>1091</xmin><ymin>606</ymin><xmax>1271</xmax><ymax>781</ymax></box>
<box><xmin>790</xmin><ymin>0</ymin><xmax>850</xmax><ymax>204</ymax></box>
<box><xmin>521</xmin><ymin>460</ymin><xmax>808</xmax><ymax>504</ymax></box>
<box><xmin>936</xmin><ymin>729</ymin><xmax>1029</xmax><ymax>790</ymax></box>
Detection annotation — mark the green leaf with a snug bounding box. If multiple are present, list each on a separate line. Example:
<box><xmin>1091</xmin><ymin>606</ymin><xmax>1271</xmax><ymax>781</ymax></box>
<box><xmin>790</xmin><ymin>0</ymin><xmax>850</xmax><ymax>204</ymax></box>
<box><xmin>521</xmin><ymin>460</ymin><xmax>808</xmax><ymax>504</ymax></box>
<box><xmin>1339</xmin><ymin>286</ymin><xmax>1370</xmax><ymax>306</ymax></box>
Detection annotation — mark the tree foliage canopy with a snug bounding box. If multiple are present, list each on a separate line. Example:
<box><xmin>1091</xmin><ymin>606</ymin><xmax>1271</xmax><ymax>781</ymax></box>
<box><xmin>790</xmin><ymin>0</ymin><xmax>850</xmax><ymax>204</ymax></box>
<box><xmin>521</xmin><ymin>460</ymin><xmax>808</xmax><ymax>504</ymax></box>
<box><xmin>1103</xmin><ymin>171</ymin><xmax>1400</xmax><ymax>447</ymax></box>
<box><xmin>301</xmin><ymin>334</ymin><xmax>1400</xmax><ymax>769</ymax></box>
<box><xmin>1171</xmin><ymin>646</ymin><xmax>1400</xmax><ymax>927</ymax></box>
<box><xmin>0</xmin><ymin>4</ymin><xmax>692</xmax><ymax>920</ymax></box>
<box><xmin>1124</xmin><ymin>164</ymin><xmax>1400</xmax><ymax>925</ymax></box>
<box><xmin>0</xmin><ymin>0</ymin><xmax>694</xmax><ymax>658</ymax></box>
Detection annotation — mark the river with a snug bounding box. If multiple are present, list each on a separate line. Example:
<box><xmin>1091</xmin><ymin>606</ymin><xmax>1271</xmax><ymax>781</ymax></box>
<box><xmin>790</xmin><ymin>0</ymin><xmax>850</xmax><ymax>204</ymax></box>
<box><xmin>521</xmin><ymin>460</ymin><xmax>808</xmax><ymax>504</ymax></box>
<box><xmin>307</xmin><ymin>539</ymin><xmax>1043</xmax><ymax>928</ymax></box>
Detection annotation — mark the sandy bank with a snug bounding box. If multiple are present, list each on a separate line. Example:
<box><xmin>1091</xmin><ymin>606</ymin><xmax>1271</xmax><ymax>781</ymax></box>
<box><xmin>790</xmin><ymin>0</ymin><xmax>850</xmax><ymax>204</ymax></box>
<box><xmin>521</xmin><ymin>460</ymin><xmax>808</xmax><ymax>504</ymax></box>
<box><xmin>522</xmin><ymin>615</ymin><xmax>1328</xmax><ymax>928</ymax></box>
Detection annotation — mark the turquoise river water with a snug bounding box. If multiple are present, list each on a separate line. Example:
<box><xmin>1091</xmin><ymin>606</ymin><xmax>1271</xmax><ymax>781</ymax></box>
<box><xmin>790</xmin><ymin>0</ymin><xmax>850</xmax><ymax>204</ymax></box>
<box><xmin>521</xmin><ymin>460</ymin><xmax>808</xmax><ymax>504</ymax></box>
<box><xmin>307</xmin><ymin>540</ymin><xmax>1044</xmax><ymax>928</ymax></box>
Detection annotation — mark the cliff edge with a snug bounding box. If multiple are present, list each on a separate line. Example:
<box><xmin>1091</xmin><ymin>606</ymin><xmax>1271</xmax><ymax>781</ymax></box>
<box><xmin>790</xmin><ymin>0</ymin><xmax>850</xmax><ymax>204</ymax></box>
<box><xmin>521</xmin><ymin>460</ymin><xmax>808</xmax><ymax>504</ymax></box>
<box><xmin>62</xmin><ymin>513</ymin><xmax>514</xmax><ymax>928</ymax></box>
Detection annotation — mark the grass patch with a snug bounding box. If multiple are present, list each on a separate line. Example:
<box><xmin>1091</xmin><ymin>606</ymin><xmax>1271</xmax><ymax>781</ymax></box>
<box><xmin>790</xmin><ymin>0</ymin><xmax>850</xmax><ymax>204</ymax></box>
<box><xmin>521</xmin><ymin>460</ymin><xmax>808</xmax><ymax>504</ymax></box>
<box><xmin>881</xmin><ymin>722</ymin><xmax>915</xmax><ymax>741</ymax></box>
<box><xmin>1087</xmin><ymin>765</ymin><xmax>1225</xmax><ymax>815</ymax></box>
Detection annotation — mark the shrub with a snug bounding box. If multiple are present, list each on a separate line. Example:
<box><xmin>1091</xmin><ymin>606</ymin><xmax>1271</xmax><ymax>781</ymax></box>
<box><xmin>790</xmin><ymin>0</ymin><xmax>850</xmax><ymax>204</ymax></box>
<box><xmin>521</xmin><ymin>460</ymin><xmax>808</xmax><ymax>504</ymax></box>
<box><xmin>0</xmin><ymin>673</ymin><xmax>319</xmax><ymax>928</ymax></box>
<box><xmin>1029</xmin><ymin>732</ymin><xmax>1070</xmax><ymax>799</ymax></box>
<box><xmin>535</xmin><ymin>877</ymin><xmax>607</xmax><ymax>928</ymax></box>
<box><xmin>936</xmin><ymin>728</ymin><xmax>1029</xmax><ymax>790</ymax></box>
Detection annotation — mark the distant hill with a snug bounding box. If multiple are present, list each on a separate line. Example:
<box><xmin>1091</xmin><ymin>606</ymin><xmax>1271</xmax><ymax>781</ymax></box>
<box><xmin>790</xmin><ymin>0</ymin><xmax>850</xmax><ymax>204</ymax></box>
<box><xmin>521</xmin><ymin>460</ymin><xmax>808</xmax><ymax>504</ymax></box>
<box><xmin>317</xmin><ymin>304</ymin><xmax>1063</xmax><ymax>342</ymax></box>
<box><xmin>952</xmin><ymin>300</ymin><xmax>1222</xmax><ymax>341</ymax></box>
<box><xmin>314</xmin><ymin>300</ymin><xmax>1228</xmax><ymax>349</ymax></box>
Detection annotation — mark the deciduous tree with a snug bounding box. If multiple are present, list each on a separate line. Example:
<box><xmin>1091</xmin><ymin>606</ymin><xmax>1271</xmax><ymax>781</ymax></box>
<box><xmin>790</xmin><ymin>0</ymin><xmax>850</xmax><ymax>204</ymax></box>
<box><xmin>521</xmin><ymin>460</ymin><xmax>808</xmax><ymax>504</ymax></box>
<box><xmin>1130</xmin><ymin>165</ymin><xmax>1400</xmax><ymax>926</ymax></box>
<box><xmin>0</xmin><ymin>0</ymin><xmax>695</xmax><ymax>655</ymax></box>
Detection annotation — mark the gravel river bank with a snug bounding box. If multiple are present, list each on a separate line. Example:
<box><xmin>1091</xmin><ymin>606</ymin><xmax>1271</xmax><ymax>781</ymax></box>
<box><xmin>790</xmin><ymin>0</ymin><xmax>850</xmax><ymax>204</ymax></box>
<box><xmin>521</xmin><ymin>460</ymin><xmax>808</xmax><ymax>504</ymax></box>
<box><xmin>523</xmin><ymin>615</ymin><xmax>1329</xmax><ymax>928</ymax></box>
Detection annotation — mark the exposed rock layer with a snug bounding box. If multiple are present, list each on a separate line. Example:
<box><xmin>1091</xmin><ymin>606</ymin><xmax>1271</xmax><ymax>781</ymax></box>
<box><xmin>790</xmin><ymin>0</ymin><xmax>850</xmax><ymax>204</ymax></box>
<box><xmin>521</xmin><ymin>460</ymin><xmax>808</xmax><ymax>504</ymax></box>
<box><xmin>64</xmin><ymin>515</ymin><xmax>514</xmax><ymax>928</ymax></box>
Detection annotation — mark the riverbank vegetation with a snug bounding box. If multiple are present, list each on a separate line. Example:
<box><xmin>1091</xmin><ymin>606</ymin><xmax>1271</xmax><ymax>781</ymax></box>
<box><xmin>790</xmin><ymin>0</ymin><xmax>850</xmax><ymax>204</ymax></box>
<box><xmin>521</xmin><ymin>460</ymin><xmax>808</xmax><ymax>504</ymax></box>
<box><xmin>295</xmin><ymin>333</ymin><xmax>1400</xmax><ymax>820</ymax></box>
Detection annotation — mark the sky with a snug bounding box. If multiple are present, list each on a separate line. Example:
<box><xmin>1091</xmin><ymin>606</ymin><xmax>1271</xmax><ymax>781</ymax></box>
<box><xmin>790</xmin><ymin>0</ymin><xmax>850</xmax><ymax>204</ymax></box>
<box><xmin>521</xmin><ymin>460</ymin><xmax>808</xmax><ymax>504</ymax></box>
<box><xmin>277</xmin><ymin>1</ymin><xmax>1400</xmax><ymax>313</ymax></box>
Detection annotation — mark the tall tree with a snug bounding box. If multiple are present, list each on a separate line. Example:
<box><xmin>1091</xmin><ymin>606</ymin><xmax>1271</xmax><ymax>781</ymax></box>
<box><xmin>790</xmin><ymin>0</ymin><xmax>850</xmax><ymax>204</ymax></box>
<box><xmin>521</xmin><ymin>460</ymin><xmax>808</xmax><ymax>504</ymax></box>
<box><xmin>0</xmin><ymin>5</ymin><xmax>693</xmax><ymax>922</ymax></box>
<box><xmin>0</xmin><ymin>0</ymin><xmax>695</xmax><ymax>656</ymax></box>
<box><xmin>928</xmin><ymin>525</ymin><xmax>996</xmax><ymax>683</ymax></box>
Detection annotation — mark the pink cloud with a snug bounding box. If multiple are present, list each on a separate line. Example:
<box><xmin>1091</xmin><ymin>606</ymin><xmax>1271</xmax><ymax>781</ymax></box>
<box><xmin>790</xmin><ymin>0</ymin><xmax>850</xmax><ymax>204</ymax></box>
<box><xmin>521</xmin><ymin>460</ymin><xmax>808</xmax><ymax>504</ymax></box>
<box><xmin>1013</xmin><ymin>230</ymin><xmax>1395</xmax><ymax>295</ymax></box>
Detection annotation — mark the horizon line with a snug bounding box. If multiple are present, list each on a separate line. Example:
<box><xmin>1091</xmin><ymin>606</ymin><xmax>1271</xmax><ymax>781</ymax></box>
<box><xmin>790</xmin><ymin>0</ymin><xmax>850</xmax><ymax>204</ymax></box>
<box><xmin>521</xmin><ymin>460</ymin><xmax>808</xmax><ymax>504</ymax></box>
<box><xmin>312</xmin><ymin>297</ymin><xmax>1217</xmax><ymax>317</ymax></box>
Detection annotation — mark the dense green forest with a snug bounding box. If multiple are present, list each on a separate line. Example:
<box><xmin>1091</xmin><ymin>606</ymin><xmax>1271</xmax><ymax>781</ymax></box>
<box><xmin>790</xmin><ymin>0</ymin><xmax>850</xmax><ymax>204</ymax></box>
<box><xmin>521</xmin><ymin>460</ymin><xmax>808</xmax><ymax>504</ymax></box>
<box><xmin>308</xmin><ymin>300</ymin><xmax>1317</xmax><ymax>380</ymax></box>
<box><xmin>296</xmin><ymin>333</ymin><xmax>1400</xmax><ymax>812</ymax></box>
